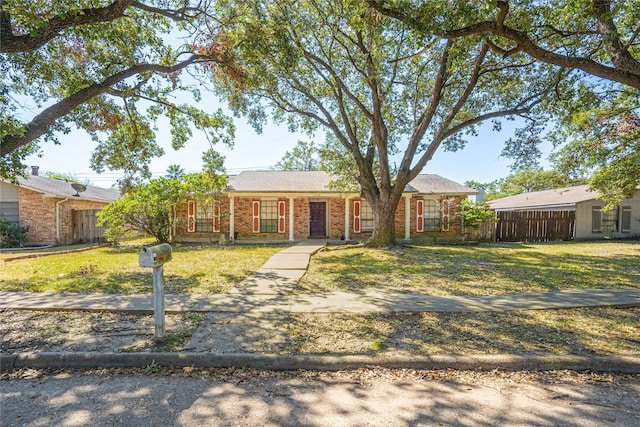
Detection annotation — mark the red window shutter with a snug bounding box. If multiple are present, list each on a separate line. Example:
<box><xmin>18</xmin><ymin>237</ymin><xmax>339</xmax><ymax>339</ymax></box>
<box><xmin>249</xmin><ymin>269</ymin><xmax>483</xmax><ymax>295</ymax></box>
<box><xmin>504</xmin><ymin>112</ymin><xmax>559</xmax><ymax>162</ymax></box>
<box><xmin>441</xmin><ymin>198</ymin><xmax>450</xmax><ymax>232</ymax></box>
<box><xmin>353</xmin><ymin>200</ymin><xmax>361</xmax><ymax>233</ymax></box>
<box><xmin>187</xmin><ymin>201</ymin><xmax>195</xmax><ymax>233</ymax></box>
<box><xmin>252</xmin><ymin>201</ymin><xmax>260</xmax><ymax>233</ymax></box>
<box><xmin>213</xmin><ymin>201</ymin><xmax>220</xmax><ymax>232</ymax></box>
<box><xmin>416</xmin><ymin>199</ymin><xmax>424</xmax><ymax>233</ymax></box>
<box><xmin>278</xmin><ymin>200</ymin><xmax>286</xmax><ymax>233</ymax></box>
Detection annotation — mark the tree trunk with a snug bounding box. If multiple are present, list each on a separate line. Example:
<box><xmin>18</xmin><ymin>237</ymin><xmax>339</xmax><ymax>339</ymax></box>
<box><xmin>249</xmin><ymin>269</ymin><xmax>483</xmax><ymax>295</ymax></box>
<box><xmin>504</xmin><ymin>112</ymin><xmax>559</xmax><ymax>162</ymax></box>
<box><xmin>367</xmin><ymin>208</ymin><xmax>396</xmax><ymax>247</ymax></box>
<box><xmin>365</xmin><ymin>190</ymin><xmax>403</xmax><ymax>247</ymax></box>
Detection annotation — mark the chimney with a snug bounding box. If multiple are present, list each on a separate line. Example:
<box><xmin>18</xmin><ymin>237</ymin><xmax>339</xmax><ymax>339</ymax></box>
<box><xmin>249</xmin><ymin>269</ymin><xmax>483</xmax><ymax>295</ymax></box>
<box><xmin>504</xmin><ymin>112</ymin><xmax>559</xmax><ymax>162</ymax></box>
<box><xmin>31</xmin><ymin>166</ymin><xmax>40</xmax><ymax>176</ymax></box>
<box><xmin>476</xmin><ymin>188</ymin><xmax>484</xmax><ymax>203</ymax></box>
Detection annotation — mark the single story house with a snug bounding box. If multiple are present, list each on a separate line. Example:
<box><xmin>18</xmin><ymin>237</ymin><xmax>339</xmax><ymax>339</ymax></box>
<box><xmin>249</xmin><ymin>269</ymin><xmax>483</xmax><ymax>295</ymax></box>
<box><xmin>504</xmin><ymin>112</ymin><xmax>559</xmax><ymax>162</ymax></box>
<box><xmin>488</xmin><ymin>185</ymin><xmax>640</xmax><ymax>240</ymax></box>
<box><xmin>0</xmin><ymin>167</ymin><xmax>120</xmax><ymax>245</ymax></box>
<box><xmin>175</xmin><ymin>170</ymin><xmax>477</xmax><ymax>242</ymax></box>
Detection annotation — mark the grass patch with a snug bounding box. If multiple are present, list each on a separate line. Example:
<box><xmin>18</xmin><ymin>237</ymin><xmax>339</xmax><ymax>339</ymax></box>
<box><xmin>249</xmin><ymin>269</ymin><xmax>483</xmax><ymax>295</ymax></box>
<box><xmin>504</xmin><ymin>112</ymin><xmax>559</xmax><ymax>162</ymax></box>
<box><xmin>298</xmin><ymin>241</ymin><xmax>640</xmax><ymax>295</ymax></box>
<box><xmin>0</xmin><ymin>244</ymin><xmax>282</xmax><ymax>294</ymax></box>
<box><xmin>260</xmin><ymin>307</ymin><xmax>640</xmax><ymax>356</ymax></box>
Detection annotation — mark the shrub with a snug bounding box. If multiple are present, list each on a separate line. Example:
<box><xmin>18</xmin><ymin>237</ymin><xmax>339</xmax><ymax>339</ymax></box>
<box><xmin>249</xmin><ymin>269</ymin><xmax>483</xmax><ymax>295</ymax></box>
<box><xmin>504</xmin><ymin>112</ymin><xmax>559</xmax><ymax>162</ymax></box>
<box><xmin>0</xmin><ymin>219</ymin><xmax>29</xmax><ymax>248</ymax></box>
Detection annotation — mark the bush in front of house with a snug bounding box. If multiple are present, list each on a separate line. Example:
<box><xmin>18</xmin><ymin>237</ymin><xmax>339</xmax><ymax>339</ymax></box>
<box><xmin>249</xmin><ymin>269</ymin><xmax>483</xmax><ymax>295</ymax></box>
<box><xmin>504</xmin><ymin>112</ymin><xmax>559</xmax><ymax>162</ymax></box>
<box><xmin>0</xmin><ymin>219</ymin><xmax>29</xmax><ymax>248</ymax></box>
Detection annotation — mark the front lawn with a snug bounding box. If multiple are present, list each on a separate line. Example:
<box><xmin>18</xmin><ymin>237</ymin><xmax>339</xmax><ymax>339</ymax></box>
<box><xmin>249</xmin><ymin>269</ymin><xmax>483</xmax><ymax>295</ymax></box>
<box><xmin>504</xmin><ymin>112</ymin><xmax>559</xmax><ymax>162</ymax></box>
<box><xmin>0</xmin><ymin>244</ymin><xmax>282</xmax><ymax>294</ymax></box>
<box><xmin>298</xmin><ymin>241</ymin><xmax>640</xmax><ymax>295</ymax></box>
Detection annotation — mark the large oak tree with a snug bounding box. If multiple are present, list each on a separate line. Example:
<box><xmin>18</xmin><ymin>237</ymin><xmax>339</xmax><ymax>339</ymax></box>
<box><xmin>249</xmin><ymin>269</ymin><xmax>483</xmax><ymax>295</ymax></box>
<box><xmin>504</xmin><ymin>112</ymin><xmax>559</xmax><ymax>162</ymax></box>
<box><xmin>211</xmin><ymin>0</ymin><xmax>564</xmax><ymax>246</ymax></box>
<box><xmin>368</xmin><ymin>0</ymin><xmax>640</xmax><ymax>207</ymax></box>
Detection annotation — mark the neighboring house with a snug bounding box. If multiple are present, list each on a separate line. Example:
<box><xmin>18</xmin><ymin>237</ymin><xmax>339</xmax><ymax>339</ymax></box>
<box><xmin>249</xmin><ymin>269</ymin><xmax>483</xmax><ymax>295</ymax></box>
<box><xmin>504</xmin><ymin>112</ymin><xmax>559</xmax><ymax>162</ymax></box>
<box><xmin>175</xmin><ymin>170</ymin><xmax>477</xmax><ymax>242</ymax></box>
<box><xmin>488</xmin><ymin>185</ymin><xmax>640</xmax><ymax>240</ymax></box>
<box><xmin>0</xmin><ymin>167</ymin><xmax>120</xmax><ymax>245</ymax></box>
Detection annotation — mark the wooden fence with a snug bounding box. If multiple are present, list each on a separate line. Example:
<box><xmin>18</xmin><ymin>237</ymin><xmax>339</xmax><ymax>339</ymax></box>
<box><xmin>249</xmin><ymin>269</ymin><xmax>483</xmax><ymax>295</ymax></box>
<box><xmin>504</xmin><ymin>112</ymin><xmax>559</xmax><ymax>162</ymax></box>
<box><xmin>466</xmin><ymin>219</ymin><xmax>497</xmax><ymax>242</ymax></box>
<box><xmin>495</xmin><ymin>210</ymin><xmax>576</xmax><ymax>242</ymax></box>
<box><xmin>72</xmin><ymin>209</ymin><xmax>107</xmax><ymax>243</ymax></box>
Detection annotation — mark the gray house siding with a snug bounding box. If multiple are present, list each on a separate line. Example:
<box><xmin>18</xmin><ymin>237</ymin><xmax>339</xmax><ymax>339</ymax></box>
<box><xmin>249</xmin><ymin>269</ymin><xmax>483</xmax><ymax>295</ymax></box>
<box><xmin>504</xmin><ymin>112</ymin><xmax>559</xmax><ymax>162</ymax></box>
<box><xmin>575</xmin><ymin>193</ymin><xmax>640</xmax><ymax>239</ymax></box>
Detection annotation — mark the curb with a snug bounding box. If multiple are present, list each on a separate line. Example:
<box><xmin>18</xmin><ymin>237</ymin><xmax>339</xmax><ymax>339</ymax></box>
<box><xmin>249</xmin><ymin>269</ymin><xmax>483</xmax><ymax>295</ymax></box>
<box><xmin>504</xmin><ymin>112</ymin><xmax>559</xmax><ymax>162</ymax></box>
<box><xmin>2</xmin><ymin>353</ymin><xmax>639</xmax><ymax>373</ymax></box>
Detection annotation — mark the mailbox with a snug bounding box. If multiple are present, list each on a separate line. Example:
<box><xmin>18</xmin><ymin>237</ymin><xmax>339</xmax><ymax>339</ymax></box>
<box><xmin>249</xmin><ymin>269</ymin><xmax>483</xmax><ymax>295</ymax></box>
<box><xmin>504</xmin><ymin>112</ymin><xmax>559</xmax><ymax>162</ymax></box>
<box><xmin>139</xmin><ymin>243</ymin><xmax>172</xmax><ymax>268</ymax></box>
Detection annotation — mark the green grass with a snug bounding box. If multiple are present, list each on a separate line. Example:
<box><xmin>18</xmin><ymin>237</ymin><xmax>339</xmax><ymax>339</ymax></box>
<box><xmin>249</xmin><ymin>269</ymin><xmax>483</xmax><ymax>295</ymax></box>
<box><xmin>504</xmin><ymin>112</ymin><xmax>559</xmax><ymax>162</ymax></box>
<box><xmin>0</xmin><ymin>244</ymin><xmax>282</xmax><ymax>294</ymax></box>
<box><xmin>298</xmin><ymin>241</ymin><xmax>640</xmax><ymax>296</ymax></box>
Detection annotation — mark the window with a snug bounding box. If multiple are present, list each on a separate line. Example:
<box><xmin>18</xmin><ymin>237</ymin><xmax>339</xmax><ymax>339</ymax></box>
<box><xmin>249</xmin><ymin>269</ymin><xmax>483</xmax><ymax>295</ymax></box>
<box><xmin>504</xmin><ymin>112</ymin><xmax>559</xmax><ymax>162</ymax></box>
<box><xmin>621</xmin><ymin>206</ymin><xmax>631</xmax><ymax>233</ymax></box>
<box><xmin>423</xmin><ymin>199</ymin><xmax>440</xmax><ymax>232</ymax></box>
<box><xmin>195</xmin><ymin>201</ymin><xmax>219</xmax><ymax>233</ymax></box>
<box><xmin>260</xmin><ymin>200</ymin><xmax>278</xmax><ymax>233</ymax></box>
<box><xmin>360</xmin><ymin>202</ymin><xmax>374</xmax><ymax>231</ymax></box>
<box><xmin>592</xmin><ymin>206</ymin><xmax>620</xmax><ymax>233</ymax></box>
<box><xmin>0</xmin><ymin>202</ymin><xmax>19</xmax><ymax>223</ymax></box>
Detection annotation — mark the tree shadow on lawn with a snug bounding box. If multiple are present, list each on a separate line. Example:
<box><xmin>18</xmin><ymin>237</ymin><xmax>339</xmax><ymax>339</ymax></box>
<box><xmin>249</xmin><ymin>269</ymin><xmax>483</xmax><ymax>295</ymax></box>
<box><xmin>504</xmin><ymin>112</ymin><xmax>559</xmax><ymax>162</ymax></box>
<box><xmin>272</xmin><ymin>307</ymin><xmax>640</xmax><ymax>357</ymax></box>
<box><xmin>302</xmin><ymin>244</ymin><xmax>640</xmax><ymax>295</ymax></box>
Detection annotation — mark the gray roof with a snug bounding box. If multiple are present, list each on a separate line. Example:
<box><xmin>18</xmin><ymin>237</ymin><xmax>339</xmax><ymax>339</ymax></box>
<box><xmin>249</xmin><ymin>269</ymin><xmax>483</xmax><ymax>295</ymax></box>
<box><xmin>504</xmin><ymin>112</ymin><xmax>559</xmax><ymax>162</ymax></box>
<box><xmin>228</xmin><ymin>170</ymin><xmax>336</xmax><ymax>193</ymax></box>
<box><xmin>13</xmin><ymin>175</ymin><xmax>120</xmax><ymax>203</ymax></box>
<box><xmin>405</xmin><ymin>174</ymin><xmax>478</xmax><ymax>195</ymax></box>
<box><xmin>488</xmin><ymin>185</ymin><xmax>597</xmax><ymax>210</ymax></box>
<box><xmin>227</xmin><ymin>170</ymin><xmax>476</xmax><ymax>195</ymax></box>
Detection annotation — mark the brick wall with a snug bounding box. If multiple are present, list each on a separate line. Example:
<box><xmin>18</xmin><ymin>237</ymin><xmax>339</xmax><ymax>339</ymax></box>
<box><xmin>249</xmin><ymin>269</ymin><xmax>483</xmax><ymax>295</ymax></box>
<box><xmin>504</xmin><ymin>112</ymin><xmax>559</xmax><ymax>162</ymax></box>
<box><xmin>18</xmin><ymin>187</ymin><xmax>110</xmax><ymax>244</ymax></box>
<box><xmin>175</xmin><ymin>194</ymin><xmax>466</xmax><ymax>241</ymax></box>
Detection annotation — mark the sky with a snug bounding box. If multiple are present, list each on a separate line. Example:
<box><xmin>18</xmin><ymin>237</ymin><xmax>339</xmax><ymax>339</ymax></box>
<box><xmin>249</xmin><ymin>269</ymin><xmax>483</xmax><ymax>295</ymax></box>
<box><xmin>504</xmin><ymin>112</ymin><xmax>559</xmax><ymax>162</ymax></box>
<box><xmin>18</xmin><ymin>22</ymin><xmax>557</xmax><ymax>190</ymax></box>
<box><xmin>24</xmin><ymin>99</ymin><xmax>550</xmax><ymax>190</ymax></box>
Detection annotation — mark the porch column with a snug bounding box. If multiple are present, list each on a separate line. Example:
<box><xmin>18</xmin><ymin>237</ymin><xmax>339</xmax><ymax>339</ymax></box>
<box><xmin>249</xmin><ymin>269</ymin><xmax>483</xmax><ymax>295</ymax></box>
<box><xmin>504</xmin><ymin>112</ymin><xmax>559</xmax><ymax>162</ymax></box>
<box><xmin>405</xmin><ymin>196</ymin><xmax>411</xmax><ymax>241</ymax></box>
<box><xmin>229</xmin><ymin>195</ymin><xmax>235</xmax><ymax>240</ymax></box>
<box><xmin>344</xmin><ymin>196</ymin><xmax>350</xmax><ymax>241</ymax></box>
<box><xmin>289</xmin><ymin>197</ymin><xmax>295</xmax><ymax>241</ymax></box>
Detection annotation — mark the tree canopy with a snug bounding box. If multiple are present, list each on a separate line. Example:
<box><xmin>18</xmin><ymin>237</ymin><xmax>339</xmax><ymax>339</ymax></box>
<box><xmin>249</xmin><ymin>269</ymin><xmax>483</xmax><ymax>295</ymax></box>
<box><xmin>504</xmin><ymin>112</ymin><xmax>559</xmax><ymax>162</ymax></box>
<box><xmin>274</xmin><ymin>140</ymin><xmax>321</xmax><ymax>171</ymax></box>
<box><xmin>465</xmin><ymin>166</ymin><xmax>588</xmax><ymax>201</ymax></box>
<box><xmin>368</xmin><ymin>0</ymin><xmax>640</xmax><ymax>206</ymax></box>
<box><xmin>367</xmin><ymin>0</ymin><xmax>640</xmax><ymax>89</ymax></box>
<box><xmin>210</xmin><ymin>0</ymin><xmax>565</xmax><ymax>246</ymax></box>
<box><xmin>98</xmin><ymin>152</ymin><xmax>227</xmax><ymax>243</ymax></box>
<box><xmin>0</xmin><ymin>0</ymin><xmax>237</xmax><ymax>185</ymax></box>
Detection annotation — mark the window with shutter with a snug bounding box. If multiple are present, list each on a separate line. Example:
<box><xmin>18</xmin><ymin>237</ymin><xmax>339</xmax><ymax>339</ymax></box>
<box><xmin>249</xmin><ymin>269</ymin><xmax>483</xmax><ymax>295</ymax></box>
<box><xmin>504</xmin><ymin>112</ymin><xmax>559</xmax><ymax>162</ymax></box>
<box><xmin>187</xmin><ymin>201</ymin><xmax>195</xmax><ymax>233</ymax></box>
<box><xmin>441</xmin><ymin>199</ymin><xmax>450</xmax><ymax>232</ymax></box>
<box><xmin>416</xmin><ymin>200</ymin><xmax>424</xmax><ymax>233</ymax></box>
<box><xmin>621</xmin><ymin>206</ymin><xmax>631</xmax><ymax>233</ymax></box>
<box><xmin>252</xmin><ymin>201</ymin><xmax>260</xmax><ymax>233</ymax></box>
<box><xmin>278</xmin><ymin>200</ymin><xmax>286</xmax><ymax>233</ymax></box>
<box><xmin>212</xmin><ymin>201</ymin><xmax>220</xmax><ymax>232</ymax></box>
<box><xmin>353</xmin><ymin>200</ymin><xmax>361</xmax><ymax>233</ymax></box>
<box><xmin>592</xmin><ymin>207</ymin><xmax>602</xmax><ymax>232</ymax></box>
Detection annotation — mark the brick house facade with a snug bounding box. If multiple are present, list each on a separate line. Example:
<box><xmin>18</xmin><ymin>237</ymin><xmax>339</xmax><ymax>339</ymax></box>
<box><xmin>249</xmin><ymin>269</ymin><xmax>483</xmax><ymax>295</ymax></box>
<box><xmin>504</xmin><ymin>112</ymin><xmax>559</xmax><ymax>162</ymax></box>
<box><xmin>175</xmin><ymin>171</ymin><xmax>475</xmax><ymax>243</ymax></box>
<box><xmin>0</xmin><ymin>172</ymin><xmax>120</xmax><ymax>245</ymax></box>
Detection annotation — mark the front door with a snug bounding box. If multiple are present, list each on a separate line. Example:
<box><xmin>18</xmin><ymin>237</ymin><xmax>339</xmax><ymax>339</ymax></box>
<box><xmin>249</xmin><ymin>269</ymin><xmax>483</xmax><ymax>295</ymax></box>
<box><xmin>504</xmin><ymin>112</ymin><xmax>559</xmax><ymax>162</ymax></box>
<box><xmin>309</xmin><ymin>202</ymin><xmax>327</xmax><ymax>237</ymax></box>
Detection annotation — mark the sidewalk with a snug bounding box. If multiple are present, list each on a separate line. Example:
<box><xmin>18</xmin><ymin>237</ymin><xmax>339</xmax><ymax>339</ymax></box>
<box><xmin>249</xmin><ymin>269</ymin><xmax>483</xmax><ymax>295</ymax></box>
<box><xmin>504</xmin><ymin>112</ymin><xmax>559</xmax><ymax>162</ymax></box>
<box><xmin>2</xmin><ymin>241</ymin><xmax>639</xmax><ymax>372</ymax></box>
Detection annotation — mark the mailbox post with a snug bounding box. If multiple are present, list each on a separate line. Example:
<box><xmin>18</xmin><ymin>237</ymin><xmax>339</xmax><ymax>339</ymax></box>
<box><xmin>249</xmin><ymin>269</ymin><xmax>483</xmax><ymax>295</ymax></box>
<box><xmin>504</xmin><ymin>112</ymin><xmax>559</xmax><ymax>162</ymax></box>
<box><xmin>139</xmin><ymin>243</ymin><xmax>172</xmax><ymax>339</ymax></box>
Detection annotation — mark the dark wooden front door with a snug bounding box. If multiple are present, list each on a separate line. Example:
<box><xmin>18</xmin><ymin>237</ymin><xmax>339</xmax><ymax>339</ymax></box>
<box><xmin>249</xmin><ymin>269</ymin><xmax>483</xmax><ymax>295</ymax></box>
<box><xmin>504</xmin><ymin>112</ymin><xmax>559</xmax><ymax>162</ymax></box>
<box><xmin>309</xmin><ymin>202</ymin><xmax>327</xmax><ymax>237</ymax></box>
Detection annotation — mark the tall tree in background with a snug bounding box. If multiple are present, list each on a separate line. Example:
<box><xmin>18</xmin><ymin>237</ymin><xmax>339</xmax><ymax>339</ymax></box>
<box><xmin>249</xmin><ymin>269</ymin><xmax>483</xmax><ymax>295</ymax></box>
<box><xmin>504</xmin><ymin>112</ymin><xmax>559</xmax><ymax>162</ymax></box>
<box><xmin>465</xmin><ymin>167</ymin><xmax>588</xmax><ymax>201</ymax></box>
<box><xmin>212</xmin><ymin>0</ymin><xmax>564</xmax><ymax>246</ymax></box>
<box><xmin>0</xmin><ymin>0</ymin><xmax>237</xmax><ymax>184</ymax></box>
<box><xmin>165</xmin><ymin>164</ymin><xmax>186</xmax><ymax>180</ymax></box>
<box><xmin>274</xmin><ymin>140</ymin><xmax>321</xmax><ymax>171</ymax></box>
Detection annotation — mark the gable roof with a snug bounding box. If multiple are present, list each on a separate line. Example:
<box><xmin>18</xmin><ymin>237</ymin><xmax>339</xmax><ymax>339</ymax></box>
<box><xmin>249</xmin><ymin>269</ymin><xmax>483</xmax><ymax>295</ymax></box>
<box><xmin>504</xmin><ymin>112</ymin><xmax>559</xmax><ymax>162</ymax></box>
<box><xmin>228</xmin><ymin>170</ymin><xmax>335</xmax><ymax>193</ymax></box>
<box><xmin>488</xmin><ymin>185</ymin><xmax>597</xmax><ymax>210</ymax></box>
<box><xmin>226</xmin><ymin>170</ymin><xmax>477</xmax><ymax>195</ymax></box>
<box><xmin>406</xmin><ymin>174</ymin><xmax>477</xmax><ymax>195</ymax></box>
<box><xmin>10</xmin><ymin>175</ymin><xmax>120</xmax><ymax>203</ymax></box>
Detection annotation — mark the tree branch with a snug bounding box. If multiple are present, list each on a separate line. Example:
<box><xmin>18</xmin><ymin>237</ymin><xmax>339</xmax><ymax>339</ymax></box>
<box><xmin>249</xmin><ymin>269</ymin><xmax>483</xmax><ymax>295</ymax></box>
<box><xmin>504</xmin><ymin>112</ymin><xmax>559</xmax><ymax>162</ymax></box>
<box><xmin>1</xmin><ymin>55</ymin><xmax>205</xmax><ymax>155</ymax></box>
<box><xmin>0</xmin><ymin>0</ymin><xmax>206</xmax><ymax>53</ymax></box>
<box><xmin>367</xmin><ymin>0</ymin><xmax>640</xmax><ymax>89</ymax></box>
